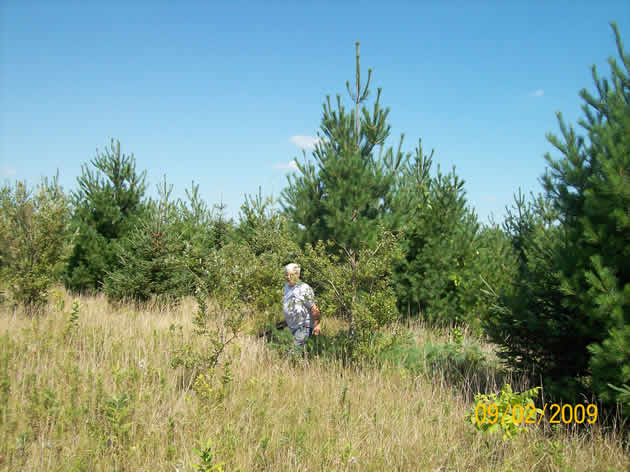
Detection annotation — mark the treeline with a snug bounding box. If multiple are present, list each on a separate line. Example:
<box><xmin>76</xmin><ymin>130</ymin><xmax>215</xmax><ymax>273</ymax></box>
<box><xmin>1</xmin><ymin>26</ymin><xmax>628</xmax><ymax>415</ymax></box>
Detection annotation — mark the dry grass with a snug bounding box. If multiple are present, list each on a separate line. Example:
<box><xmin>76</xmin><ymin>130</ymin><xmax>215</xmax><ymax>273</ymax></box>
<box><xmin>0</xmin><ymin>290</ymin><xmax>628</xmax><ymax>471</ymax></box>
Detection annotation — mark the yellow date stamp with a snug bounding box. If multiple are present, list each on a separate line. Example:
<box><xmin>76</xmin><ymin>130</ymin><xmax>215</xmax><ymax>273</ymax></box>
<box><xmin>474</xmin><ymin>403</ymin><xmax>598</xmax><ymax>425</ymax></box>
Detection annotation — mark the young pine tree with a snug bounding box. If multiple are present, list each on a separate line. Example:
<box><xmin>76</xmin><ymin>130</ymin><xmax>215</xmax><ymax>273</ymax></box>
<box><xmin>483</xmin><ymin>192</ymin><xmax>578</xmax><ymax>396</ymax></box>
<box><xmin>391</xmin><ymin>141</ymin><xmax>492</xmax><ymax>325</ymax></box>
<box><xmin>104</xmin><ymin>178</ymin><xmax>189</xmax><ymax>305</ymax></box>
<box><xmin>64</xmin><ymin>139</ymin><xmax>147</xmax><ymax>293</ymax></box>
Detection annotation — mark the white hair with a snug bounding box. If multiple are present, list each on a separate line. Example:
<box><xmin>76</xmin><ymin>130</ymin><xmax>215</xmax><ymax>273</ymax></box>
<box><xmin>284</xmin><ymin>263</ymin><xmax>300</xmax><ymax>276</ymax></box>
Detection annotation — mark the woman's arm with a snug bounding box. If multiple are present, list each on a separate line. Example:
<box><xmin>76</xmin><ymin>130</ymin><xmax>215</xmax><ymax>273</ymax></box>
<box><xmin>311</xmin><ymin>304</ymin><xmax>321</xmax><ymax>335</ymax></box>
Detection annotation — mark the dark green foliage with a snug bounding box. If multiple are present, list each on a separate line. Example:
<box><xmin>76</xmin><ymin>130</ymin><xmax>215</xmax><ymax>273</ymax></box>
<box><xmin>473</xmin><ymin>224</ymin><xmax>520</xmax><ymax>323</ymax></box>
<box><xmin>64</xmin><ymin>139</ymin><xmax>147</xmax><ymax>293</ymax></box>
<box><xmin>483</xmin><ymin>193</ymin><xmax>584</xmax><ymax>398</ymax></box>
<box><xmin>236</xmin><ymin>188</ymin><xmax>292</xmax><ymax>256</ymax></box>
<box><xmin>178</xmin><ymin>183</ymin><xmax>234</xmax><ymax>288</ymax></box>
<box><xmin>103</xmin><ymin>178</ymin><xmax>189</xmax><ymax>305</ymax></box>
<box><xmin>170</xmin><ymin>218</ymin><xmax>251</xmax><ymax>397</ymax></box>
<box><xmin>608</xmin><ymin>383</ymin><xmax>630</xmax><ymax>416</ymax></box>
<box><xmin>485</xmin><ymin>24</ymin><xmax>630</xmax><ymax>410</ymax></box>
<box><xmin>395</xmin><ymin>163</ymin><xmax>477</xmax><ymax>323</ymax></box>
<box><xmin>0</xmin><ymin>176</ymin><xmax>72</xmax><ymax>313</ymax></box>
<box><xmin>391</xmin><ymin>143</ymin><xmax>514</xmax><ymax>326</ymax></box>
<box><xmin>104</xmin><ymin>179</ymin><xmax>232</xmax><ymax>305</ymax></box>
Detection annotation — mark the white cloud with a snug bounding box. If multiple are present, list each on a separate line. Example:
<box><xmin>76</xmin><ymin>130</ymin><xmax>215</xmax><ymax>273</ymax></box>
<box><xmin>530</xmin><ymin>89</ymin><xmax>545</xmax><ymax>97</ymax></box>
<box><xmin>0</xmin><ymin>166</ymin><xmax>16</xmax><ymax>177</ymax></box>
<box><xmin>274</xmin><ymin>160</ymin><xmax>299</xmax><ymax>170</ymax></box>
<box><xmin>289</xmin><ymin>135</ymin><xmax>321</xmax><ymax>149</ymax></box>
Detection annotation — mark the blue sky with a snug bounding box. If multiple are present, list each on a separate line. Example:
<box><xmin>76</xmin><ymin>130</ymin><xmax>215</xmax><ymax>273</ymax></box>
<box><xmin>1</xmin><ymin>1</ymin><xmax>629</xmax><ymax>224</ymax></box>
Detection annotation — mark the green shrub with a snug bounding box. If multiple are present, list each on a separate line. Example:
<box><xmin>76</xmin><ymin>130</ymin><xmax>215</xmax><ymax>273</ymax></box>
<box><xmin>104</xmin><ymin>178</ymin><xmax>235</xmax><ymax>305</ymax></box>
<box><xmin>376</xmin><ymin>333</ymin><xmax>489</xmax><ymax>378</ymax></box>
<box><xmin>0</xmin><ymin>176</ymin><xmax>72</xmax><ymax>313</ymax></box>
<box><xmin>297</xmin><ymin>228</ymin><xmax>403</xmax><ymax>362</ymax></box>
<box><xmin>391</xmin><ymin>143</ymin><xmax>518</xmax><ymax>328</ymax></box>
<box><xmin>171</xmin><ymin>231</ymin><xmax>250</xmax><ymax>399</ymax></box>
<box><xmin>465</xmin><ymin>384</ymin><xmax>543</xmax><ymax>440</ymax></box>
<box><xmin>392</xmin><ymin>151</ymin><xmax>478</xmax><ymax>325</ymax></box>
<box><xmin>233</xmin><ymin>189</ymin><xmax>299</xmax><ymax>316</ymax></box>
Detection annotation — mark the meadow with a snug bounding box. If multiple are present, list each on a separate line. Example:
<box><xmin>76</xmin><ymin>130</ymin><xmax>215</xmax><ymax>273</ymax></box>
<box><xmin>1</xmin><ymin>290</ymin><xmax>628</xmax><ymax>471</ymax></box>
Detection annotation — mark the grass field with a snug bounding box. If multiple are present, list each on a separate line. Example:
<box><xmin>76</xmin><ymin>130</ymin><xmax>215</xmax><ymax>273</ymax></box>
<box><xmin>1</xmin><ymin>291</ymin><xmax>628</xmax><ymax>471</ymax></box>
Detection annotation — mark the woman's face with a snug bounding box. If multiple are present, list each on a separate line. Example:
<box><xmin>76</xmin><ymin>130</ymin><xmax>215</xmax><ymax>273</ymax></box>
<box><xmin>285</xmin><ymin>271</ymin><xmax>299</xmax><ymax>287</ymax></box>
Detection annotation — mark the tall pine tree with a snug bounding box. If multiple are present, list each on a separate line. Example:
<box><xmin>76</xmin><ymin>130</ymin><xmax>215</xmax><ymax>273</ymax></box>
<box><xmin>543</xmin><ymin>23</ymin><xmax>630</xmax><ymax>410</ymax></box>
<box><xmin>281</xmin><ymin>42</ymin><xmax>406</xmax><ymax>254</ymax></box>
<box><xmin>485</xmin><ymin>24</ymin><xmax>630</xmax><ymax>411</ymax></box>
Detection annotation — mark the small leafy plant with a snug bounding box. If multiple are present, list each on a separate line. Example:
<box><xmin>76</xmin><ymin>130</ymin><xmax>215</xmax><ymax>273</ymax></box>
<box><xmin>103</xmin><ymin>392</ymin><xmax>134</xmax><ymax>451</ymax></box>
<box><xmin>62</xmin><ymin>300</ymin><xmax>80</xmax><ymax>341</ymax></box>
<box><xmin>465</xmin><ymin>384</ymin><xmax>543</xmax><ymax>440</ymax></box>
<box><xmin>192</xmin><ymin>439</ymin><xmax>225</xmax><ymax>472</ymax></box>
